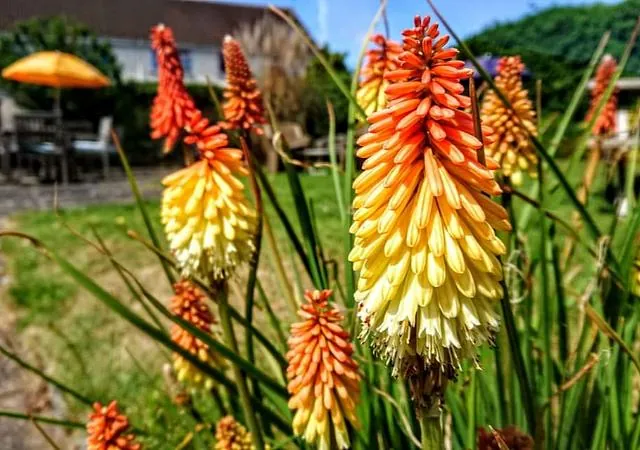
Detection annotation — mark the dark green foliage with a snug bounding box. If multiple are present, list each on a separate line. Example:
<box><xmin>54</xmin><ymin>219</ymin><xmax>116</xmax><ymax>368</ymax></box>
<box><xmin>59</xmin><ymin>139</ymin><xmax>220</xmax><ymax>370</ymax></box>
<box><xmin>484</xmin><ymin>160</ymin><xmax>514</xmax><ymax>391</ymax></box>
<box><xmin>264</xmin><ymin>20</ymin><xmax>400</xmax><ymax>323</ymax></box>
<box><xmin>302</xmin><ymin>46</ymin><xmax>352</xmax><ymax>138</ymax></box>
<box><xmin>466</xmin><ymin>0</ymin><xmax>640</xmax><ymax>111</ymax></box>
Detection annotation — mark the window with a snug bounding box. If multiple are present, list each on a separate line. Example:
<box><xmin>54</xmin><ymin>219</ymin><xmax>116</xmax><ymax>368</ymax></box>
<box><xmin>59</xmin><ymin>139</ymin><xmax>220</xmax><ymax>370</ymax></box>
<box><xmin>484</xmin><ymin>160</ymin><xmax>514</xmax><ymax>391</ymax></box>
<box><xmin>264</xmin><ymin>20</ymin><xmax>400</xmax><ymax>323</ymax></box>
<box><xmin>150</xmin><ymin>48</ymin><xmax>193</xmax><ymax>78</ymax></box>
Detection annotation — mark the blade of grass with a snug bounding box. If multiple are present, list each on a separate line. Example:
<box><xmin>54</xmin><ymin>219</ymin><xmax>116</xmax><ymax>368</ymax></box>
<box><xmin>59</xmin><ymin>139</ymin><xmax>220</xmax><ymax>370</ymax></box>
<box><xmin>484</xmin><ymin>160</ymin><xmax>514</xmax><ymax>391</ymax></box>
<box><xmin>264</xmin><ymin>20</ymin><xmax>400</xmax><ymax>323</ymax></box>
<box><xmin>0</xmin><ymin>411</ymin><xmax>85</xmax><ymax>429</ymax></box>
<box><xmin>0</xmin><ymin>231</ymin><xmax>294</xmax><ymax>431</ymax></box>
<box><xmin>216</xmin><ymin>282</ymin><xmax>267</xmax><ymax>450</ymax></box>
<box><xmin>519</xmin><ymin>31</ymin><xmax>610</xmax><ymax>225</ymax></box>
<box><xmin>267</xmin><ymin>107</ymin><xmax>327</xmax><ymax>288</ymax></box>
<box><xmin>625</xmin><ymin>108</ymin><xmax>640</xmax><ymax>209</ymax></box>
<box><xmin>111</xmin><ymin>130</ymin><xmax>175</xmax><ymax>285</ymax></box>
<box><xmin>585</xmin><ymin>304</ymin><xmax>640</xmax><ymax>375</ymax></box>
<box><xmin>550</xmin><ymin>225</ymin><xmax>569</xmax><ymax>363</ymax></box>
<box><xmin>0</xmin><ymin>341</ymin><xmax>93</xmax><ymax>406</ymax></box>
<box><xmin>326</xmin><ymin>101</ymin><xmax>346</xmax><ymax>226</ymax></box>
<box><xmin>30</xmin><ymin>417</ymin><xmax>62</xmax><ymax>450</ymax></box>
<box><xmin>256</xmin><ymin>279</ymin><xmax>288</xmax><ymax>351</ymax></box>
<box><xmin>255</xmin><ymin>159</ymin><xmax>312</xmax><ymax>280</ymax></box>
<box><xmin>124</xmin><ymin>229</ymin><xmax>287</xmax><ymax>367</ymax></box>
<box><xmin>537</xmin><ymin>161</ymin><xmax>554</xmax><ymax>450</ymax></box>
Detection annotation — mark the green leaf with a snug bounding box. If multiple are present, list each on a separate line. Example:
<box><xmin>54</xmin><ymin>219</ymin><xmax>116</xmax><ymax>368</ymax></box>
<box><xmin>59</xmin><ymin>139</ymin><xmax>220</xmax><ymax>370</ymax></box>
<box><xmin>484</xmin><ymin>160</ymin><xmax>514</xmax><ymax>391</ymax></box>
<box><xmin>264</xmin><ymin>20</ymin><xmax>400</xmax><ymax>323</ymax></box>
<box><xmin>111</xmin><ymin>131</ymin><xmax>175</xmax><ymax>285</ymax></box>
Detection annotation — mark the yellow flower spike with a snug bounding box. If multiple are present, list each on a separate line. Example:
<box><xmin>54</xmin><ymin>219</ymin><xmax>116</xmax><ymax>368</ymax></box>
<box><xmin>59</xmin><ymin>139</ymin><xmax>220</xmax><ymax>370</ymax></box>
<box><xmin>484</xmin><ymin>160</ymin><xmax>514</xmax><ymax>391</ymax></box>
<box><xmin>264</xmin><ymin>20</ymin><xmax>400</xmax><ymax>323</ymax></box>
<box><xmin>357</xmin><ymin>34</ymin><xmax>402</xmax><ymax>118</ymax></box>
<box><xmin>350</xmin><ymin>15</ymin><xmax>511</xmax><ymax>409</ymax></box>
<box><xmin>287</xmin><ymin>290</ymin><xmax>361</xmax><ymax>450</ymax></box>
<box><xmin>170</xmin><ymin>280</ymin><xmax>226</xmax><ymax>390</ymax></box>
<box><xmin>215</xmin><ymin>416</ymin><xmax>270</xmax><ymax>450</ymax></box>
<box><xmin>481</xmin><ymin>56</ymin><xmax>538</xmax><ymax>185</ymax></box>
<box><xmin>161</xmin><ymin>110</ymin><xmax>258</xmax><ymax>279</ymax></box>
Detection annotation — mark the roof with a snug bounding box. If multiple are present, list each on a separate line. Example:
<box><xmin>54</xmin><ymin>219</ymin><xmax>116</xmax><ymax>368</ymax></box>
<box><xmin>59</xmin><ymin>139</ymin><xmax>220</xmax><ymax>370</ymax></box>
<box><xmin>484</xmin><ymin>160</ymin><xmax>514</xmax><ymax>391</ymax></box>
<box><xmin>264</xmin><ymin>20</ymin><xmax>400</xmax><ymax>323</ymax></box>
<box><xmin>587</xmin><ymin>77</ymin><xmax>640</xmax><ymax>91</ymax></box>
<box><xmin>0</xmin><ymin>0</ymin><xmax>298</xmax><ymax>46</ymax></box>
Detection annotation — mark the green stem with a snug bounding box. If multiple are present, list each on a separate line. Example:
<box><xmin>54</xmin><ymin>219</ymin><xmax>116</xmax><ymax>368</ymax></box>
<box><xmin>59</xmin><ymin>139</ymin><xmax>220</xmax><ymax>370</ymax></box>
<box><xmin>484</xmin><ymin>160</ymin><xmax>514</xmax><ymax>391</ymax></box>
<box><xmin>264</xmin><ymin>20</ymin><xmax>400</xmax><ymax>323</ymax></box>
<box><xmin>419</xmin><ymin>408</ymin><xmax>444</xmax><ymax>450</ymax></box>
<box><xmin>216</xmin><ymin>282</ymin><xmax>266</xmax><ymax>449</ymax></box>
<box><xmin>263</xmin><ymin>214</ymin><xmax>298</xmax><ymax>315</ymax></box>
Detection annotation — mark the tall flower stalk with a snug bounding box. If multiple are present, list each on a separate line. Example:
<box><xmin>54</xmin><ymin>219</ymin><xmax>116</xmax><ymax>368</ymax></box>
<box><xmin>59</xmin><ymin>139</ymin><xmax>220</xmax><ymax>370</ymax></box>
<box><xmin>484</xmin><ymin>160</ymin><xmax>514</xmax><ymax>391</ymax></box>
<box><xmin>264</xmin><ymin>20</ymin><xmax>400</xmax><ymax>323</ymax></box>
<box><xmin>349</xmin><ymin>14</ymin><xmax>510</xmax><ymax>423</ymax></box>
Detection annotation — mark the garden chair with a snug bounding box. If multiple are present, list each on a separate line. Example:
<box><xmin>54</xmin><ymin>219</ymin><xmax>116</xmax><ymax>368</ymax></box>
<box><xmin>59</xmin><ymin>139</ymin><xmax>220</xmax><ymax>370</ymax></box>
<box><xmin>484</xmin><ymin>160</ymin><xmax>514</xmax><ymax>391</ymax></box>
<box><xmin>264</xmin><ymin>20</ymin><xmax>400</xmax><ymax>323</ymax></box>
<box><xmin>72</xmin><ymin>116</ymin><xmax>117</xmax><ymax>180</ymax></box>
<box><xmin>14</xmin><ymin>112</ymin><xmax>65</xmax><ymax>183</ymax></box>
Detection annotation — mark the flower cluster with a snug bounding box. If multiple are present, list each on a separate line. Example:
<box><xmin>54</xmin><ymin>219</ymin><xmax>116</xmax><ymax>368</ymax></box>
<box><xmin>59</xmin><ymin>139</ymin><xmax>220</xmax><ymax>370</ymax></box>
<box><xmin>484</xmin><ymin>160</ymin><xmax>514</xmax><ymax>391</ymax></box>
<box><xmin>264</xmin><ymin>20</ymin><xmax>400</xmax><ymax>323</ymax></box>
<box><xmin>287</xmin><ymin>290</ymin><xmax>360</xmax><ymax>450</ymax></box>
<box><xmin>150</xmin><ymin>24</ymin><xmax>196</xmax><ymax>153</ymax></box>
<box><xmin>221</xmin><ymin>36</ymin><xmax>266</xmax><ymax>135</ymax></box>
<box><xmin>349</xmin><ymin>15</ymin><xmax>510</xmax><ymax>407</ymax></box>
<box><xmin>170</xmin><ymin>280</ymin><xmax>225</xmax><ymax>389</ymax></box>
<box><xmin>478</xmin><ymin>425</ymin><xmax>534</xmax><ymax>450</ymax></box>
<box><xmin>214</xmin><ymin>416</ymin><xmax>255</xmax><ymax>450</ymax></box>
<box><xmin>357</xmin><ymin>34</ymin><xmax>403</xmax><ymax>117</ymax></box>
<box><xmin>161</xmin><ymin>109</ymin><xmax>258</xmax><ymax>278</ymax></box>
<box><xmin>586</xmin><ymin>54</ymin><xmax>618</xmax><ymax>136</ymax></box>
<box><xmin>86</xmin><ymin>401</ymin><xmax>141</xmax><ymax>450</ymax></box>
<box><xmin>481</xmin><ymin>56</ymin><xmax>538</xmax><ymax>185</ymax></box>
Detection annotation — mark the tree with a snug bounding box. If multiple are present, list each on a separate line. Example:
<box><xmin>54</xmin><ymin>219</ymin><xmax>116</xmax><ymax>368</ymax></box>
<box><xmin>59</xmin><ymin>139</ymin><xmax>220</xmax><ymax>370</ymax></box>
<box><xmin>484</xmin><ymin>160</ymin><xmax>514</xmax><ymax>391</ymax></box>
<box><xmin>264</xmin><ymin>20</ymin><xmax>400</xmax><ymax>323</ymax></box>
<box><xmin>0</xmin><ymin>16</ymin><xmax>122</xmax><ymax>122</ymax></box>
<box><xmin>465</xmin><ymin>0</ymin><xmax>640</xmax><ymax>111</ymax></box>
<box><xmin>302</xmin><ymin>47</ymin><xmax>352</xmax><ymax>138</ymax></box>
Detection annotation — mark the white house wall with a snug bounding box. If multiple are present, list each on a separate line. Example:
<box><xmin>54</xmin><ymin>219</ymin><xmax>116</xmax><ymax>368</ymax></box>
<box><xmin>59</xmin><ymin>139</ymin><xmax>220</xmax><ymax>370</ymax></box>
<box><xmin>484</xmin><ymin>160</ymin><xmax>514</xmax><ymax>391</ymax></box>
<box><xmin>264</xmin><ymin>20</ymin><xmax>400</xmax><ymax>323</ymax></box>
<box><xmin>109</xmin><ymin>38</ymin><xmax>225</xmax><ymax>85</ymax></box>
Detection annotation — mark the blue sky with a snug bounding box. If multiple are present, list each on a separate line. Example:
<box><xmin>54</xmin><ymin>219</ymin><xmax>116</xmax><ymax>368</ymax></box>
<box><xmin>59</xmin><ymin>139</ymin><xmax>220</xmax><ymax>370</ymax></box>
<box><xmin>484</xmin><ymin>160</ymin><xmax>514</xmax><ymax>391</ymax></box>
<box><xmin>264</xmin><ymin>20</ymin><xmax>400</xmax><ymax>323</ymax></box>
<box><xmin>221</xmin><ymin>0</ymin><xmax>621</xmax><ymax>66</ymax></box>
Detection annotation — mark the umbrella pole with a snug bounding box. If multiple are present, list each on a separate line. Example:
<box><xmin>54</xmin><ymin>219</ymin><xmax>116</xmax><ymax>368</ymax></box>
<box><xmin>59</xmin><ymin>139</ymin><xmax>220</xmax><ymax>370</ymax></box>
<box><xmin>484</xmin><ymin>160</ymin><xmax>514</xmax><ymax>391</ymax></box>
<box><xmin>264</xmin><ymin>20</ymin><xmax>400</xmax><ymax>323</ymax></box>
<box><xmin>54</xmin><ymin>87</ymin><xmax>69</xmax><ymax>185</ymax></box>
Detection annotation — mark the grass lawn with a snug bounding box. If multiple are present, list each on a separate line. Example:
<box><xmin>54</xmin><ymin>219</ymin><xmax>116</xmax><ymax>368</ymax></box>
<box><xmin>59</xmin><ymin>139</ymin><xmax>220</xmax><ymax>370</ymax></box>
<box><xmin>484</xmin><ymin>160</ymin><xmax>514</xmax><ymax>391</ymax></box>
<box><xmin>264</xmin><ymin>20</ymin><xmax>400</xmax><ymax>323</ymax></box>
<box><xmin>0</xmin><ymin>159</ymin><xmax>630</xmax><ymax>447</ymax></box>
<box><xmin>0</xmin><ymin>172</ymin><xmax>345</xmax><ymax>448</ymax></box>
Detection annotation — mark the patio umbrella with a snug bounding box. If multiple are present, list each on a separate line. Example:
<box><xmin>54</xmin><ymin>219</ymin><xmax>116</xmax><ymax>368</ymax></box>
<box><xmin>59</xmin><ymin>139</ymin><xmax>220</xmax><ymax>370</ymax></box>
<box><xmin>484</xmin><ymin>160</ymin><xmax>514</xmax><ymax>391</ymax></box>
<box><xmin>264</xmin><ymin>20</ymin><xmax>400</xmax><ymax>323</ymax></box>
<box><xmin>1</xmin><ymin>51</ymin><xmax>111</xmax><ymax>183</ymax></box>
<box><xmin>1</xmin><ymin>50</ymin><xmax>111</xmax><ymax>114</ymax></box>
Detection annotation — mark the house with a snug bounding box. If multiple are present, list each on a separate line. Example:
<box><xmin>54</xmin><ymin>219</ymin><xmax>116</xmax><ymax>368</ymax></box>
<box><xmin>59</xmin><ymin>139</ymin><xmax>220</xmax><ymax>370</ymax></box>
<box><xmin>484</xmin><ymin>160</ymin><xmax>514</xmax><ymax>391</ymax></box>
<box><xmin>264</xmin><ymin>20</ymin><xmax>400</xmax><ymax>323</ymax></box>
<box><xmin>0</xmin><ymin>0</ymin><xmax>301</xmax><ymax>84</ymax></box>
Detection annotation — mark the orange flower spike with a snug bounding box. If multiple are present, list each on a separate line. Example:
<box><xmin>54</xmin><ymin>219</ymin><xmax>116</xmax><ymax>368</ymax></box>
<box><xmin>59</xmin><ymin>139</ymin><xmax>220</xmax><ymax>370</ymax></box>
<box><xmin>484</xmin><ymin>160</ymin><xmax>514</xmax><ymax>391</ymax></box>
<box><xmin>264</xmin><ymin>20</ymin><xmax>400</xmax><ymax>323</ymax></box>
<box><xmin>481</xmin><ymin>56</ymin><xmax>538</xmax><ymax>185</ymax></box>
<box><xmin>357</xmin><ymin>34</ymin><xmax>403</xmax><ymax>117</ymax></box>
<box><xmin>221</xmin><ymin>36</ymin><xmax>266</xmax><ymax>135</ymax></box>
<box><xmin>170</xmin><ymin>280</ymin><xmax>225</xmax><ymax>389</ymax></box>
<box><xmin>150</xmin><ymin>24</ymin><xmax>196</xmax><ymax>153</ymax></box>
<box><xmin>287</xmin><ymin>290</ymin><xmax>360</xmax><ymax>450</ymax></box>
<box><xmin>586</xmin><ymin>54</ymin><xmax>618</xmax><ymax>136</ymax></box>
<box><xmin>86</xmin><ymin>401</ymin><xmax>141</xmax><ymax>450</ymax></box>
<box><xmin>161</xmin><ymin>112</ymin><xmax>257</xmax><ymax>278</ymax></box>
<box><xmin>349</xmin><ymin>15</ymin><xmax>510</xmax><ymax>407</ymax></box>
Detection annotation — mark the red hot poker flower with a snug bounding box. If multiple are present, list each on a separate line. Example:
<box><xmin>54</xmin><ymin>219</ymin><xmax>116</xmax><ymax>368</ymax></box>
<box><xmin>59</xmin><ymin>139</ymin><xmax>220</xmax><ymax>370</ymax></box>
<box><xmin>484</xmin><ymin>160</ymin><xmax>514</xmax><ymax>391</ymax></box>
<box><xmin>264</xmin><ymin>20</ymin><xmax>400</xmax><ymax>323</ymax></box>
<box><xmin>357</xmin><ymin>34</ymin><xmax>403</xmax><ymax>117</ymax></box>
<box><xmin>287</xmin><ymin>290</ymin><xmax>360</xmax><ymax>450</ymax></box>
<box><xmin>86</xmin><ymin>401</ymin><xmax>141</xmax><ymax>450</ymax></box>
<box><xmin>221</xmin><ymin>36</ymin><xmax>266</xmax><ymax>135</ymax></box>
<box><xmin>150</xmin><ymin>24</ymin><xmax>196</xmax><ymax>153</ymax></box>
<box><xmin>586</xmin><ymin>54</ymin><xmax>618</xmax><ymax>136</ymax></box>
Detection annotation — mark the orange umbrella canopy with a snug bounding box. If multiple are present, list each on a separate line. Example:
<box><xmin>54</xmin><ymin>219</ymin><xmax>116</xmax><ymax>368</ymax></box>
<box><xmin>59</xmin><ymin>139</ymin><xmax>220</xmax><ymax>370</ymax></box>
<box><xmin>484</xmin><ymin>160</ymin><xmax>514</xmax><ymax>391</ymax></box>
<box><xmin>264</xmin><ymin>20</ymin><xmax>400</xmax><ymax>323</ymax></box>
<box><xmin>1</xmin><ymin>51</ymin><xmax>110</xmax><ymax>88</ymax></box>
